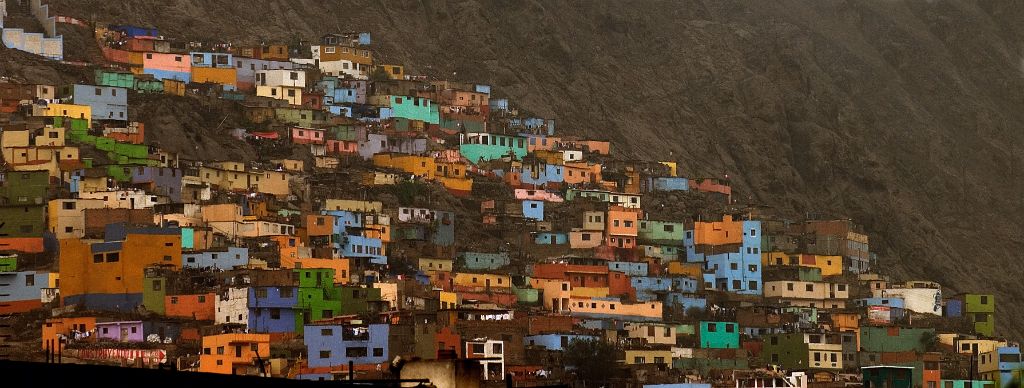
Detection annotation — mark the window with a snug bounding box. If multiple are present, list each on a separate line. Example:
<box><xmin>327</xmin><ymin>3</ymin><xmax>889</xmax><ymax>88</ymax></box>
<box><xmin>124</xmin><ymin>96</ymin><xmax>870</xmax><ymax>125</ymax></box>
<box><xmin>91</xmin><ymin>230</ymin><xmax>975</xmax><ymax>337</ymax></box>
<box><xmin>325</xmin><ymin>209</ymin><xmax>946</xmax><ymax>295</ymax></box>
<box><xmin>319</xmin><ymin>350</ymin><xmax>331</xmax><ymax>358</ymax></box>
<box><xmin>321</xmin><ymin>328</ymin><xmax>333</xmax><ymax>336</ymax></box>
<box><xmin>707</xmin><ymin>323</ymin><xmax>716</xmax><ymax>332</ymax></box>
<box><xmin>198</xmin><ymin>295</ymin><xmax>206</xmax><ymax>303</ymax></box>
<box><xmin>471</xmin><ymin>343</ymin><xmax>485</xmax><ymax>354</ymax></box>
<box><xmin>270</xmin><ymin>308</ymin><xmax>281</xmax><ymax>319</ymax></box>
<box><xmin>748</xmin><ymin>265</ymin><xmax>758</xmax><ymax>272</ymax></box>
<box><xmin>255</xmin><ymin>288</ymin><xmax>268</xmax><ymax>298</ymax></box>
<box><xmin>346</xmin><ymin>347</ymin><xmax>368</xmax><ymax>357</ymax></box>
<box><xmin>837</xmin><ymin>284</ymin><xmax>847</xmax><ymax>291</ymax></box>
<box><xmin>634</xmin><ymin>356</ymin><xmax>646</xmax><ymax>364</ymax></box>
<box><xmin>373</xmin><ymin>348</ymin><xmax>384</xmax><ymax>357</ymax></box>
<box><xmin>787</xmin><ymin>283</ymin><xmax>794</xmax><ymax>291</ymax></box>
<box><xmin>730</xmin><ymin>263</ymin><xmax>738</xmax><ymax>270</ymax></box>
<box><xmin>806</xmin><ymin>284</ymin><xmax>814</xmax><ymax>292</ymax></box>
<box><xmin>814</xmin><ymin>352</ymin><xmax>821</xmax><ymax>362</ymax></box>
<box><xmin>654</xmin><ymin>357</ymin><xmax>666</xmax><ymax>364</ymax></box>
<box><xmin>976</xmin><ymin>313</ymin><xmax>989</xmax><ymax>322</ymax></box>
<box><xmin>93</xmin><ymin>253</ymin><xmax>104</xmax><ymax>263</ymax></box>
<box><xmin>981</xmin><ymin>295</ymin><xmax>989</xmax><ymax>304</ymax></box>
<box><xmin>581</xmin><ymin>233</ymin><xmax>591</xmax><ymax>241</ymax></box>
<box><xmin>216</xmin><ymin>346</ymin><xmax>225</xmax><ymax>355</ymax></box>
<box><xmin>106</xmin><ymin>252</ymin><xmax>120</xmax><ymax>262</ymax></box>
<box><xmin>325</xmin><ymin>46</ymin><xmax>336</xmax><ymax>54</ymax></box>
<box><xmin>25</xmin><ymin>274</ymin><xmax>34</xmax><ymax>287</ymax></box>
<box><xmin>725</xmin><ymin>323</ymin><xmax>735</xmax><ymax>333</ymax></box>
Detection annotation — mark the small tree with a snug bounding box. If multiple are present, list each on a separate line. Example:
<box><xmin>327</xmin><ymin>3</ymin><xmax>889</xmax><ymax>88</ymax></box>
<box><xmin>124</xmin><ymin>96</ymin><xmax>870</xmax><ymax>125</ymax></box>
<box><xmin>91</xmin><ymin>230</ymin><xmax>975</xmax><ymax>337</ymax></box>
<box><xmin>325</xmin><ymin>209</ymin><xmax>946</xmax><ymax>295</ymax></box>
<box><xmin>564</xmin><ymin>338</ymin><xmax>620</xmax><ymax>385</ymax></box>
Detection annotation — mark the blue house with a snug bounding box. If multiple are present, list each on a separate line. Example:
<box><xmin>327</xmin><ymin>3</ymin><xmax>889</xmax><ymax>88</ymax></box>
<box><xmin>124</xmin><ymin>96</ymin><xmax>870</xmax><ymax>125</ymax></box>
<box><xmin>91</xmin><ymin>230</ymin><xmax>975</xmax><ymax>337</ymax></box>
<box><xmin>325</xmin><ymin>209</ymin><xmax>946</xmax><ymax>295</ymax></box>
<box><xmin>685</xmin><ymin>220</ymin><xmax>763</xmax><ymax>295</ymax></box>
<box><xmin>340</xmin><ymin>235</ymin><xmax>385</xmax><ymax>265</ymax></box>
<box><xmin>109</xmin><ymin>25</ymin><xmax>158</xmax><ymax>38</ymax></box>
<box><xmin>945</xmin><ymin>298</ymin><xmax>963</xmax><ymax>317</ymax></box>
<box><xmin>248</xmin><ymin>286</ymin><xmax>298</xmax><ymax>333</ymax></box>
<box><xmin>62</xmin><ymin>84</ymin><xmax>128</xmax><ymax>121</ymax></box>
<box><xmin>856</xmin><ymin>297</ymin><xmax>906</xmax><ymax>309</ymax></box>
<box><xmin>632</xmin><ymin>277</ymin><xmax>672</xmax><ymax>302</ymax></box>
<box><xmin>474</xmin><ymin>84</ymin><xmax>491</xmax><ymax>95</ymax></box>
<box><xmin>460</xmin><ymin>252</ymin><xmax>511</xmax><ymax>271</ymax></box>
<box><xmin>130</xmin><ymin>167</ymin><xmax>183</xmax><ymax>202</ymax></box>
<box><xmin>431</xmin><ymin>210</ymin><xmax>455</xmax><ymax>247</ymax></box>
<box><xmin>521</xmin><ymin>163</ymin><xmax>564</xmax><ymax>186</ymax></box>
<box><xmin>524</xmin><ymin>333</ymin><xmax>598</xmax><ymax>351</ymax></box>
<box><xmin>189</xmin><ymin>52</ymin><xmax>233</xmax><ymax>68</ymax></box>
<box><xmin>649</xmin><ymin>177</ymin><xmax>689</xmax><ymax>192</ymax></box>
<box><xmin>489</xmin><ymin>98</ymin><xmax>509</xmax><ymax>111</ymax></box>
<box><xmin>523</xmin><ymin>200</ymin><xmax>544</xmax><ymax>221</ymax></box>
<box><xmin>609</xmin><ymin>261</ymin><xmax>648</xmax><ymax>277</ymax></box>
<box><xmin>534</xmin><ymin>232</ymin><xmax>567</xmax><ymax>245</ymax></box>
<box><xmin>182</xmin><ymin>247</ymin><xmax>249</xmax><ymax>270</ymax></box>
<box><xmin>666</xmin><ymin>294</ymin><xmax>707</xmax><ymax>313</ymax></box>
<box><xmin>304</xmin><ymin>323</ymin><xmax>389</xmax><ymax>368</ymax></box>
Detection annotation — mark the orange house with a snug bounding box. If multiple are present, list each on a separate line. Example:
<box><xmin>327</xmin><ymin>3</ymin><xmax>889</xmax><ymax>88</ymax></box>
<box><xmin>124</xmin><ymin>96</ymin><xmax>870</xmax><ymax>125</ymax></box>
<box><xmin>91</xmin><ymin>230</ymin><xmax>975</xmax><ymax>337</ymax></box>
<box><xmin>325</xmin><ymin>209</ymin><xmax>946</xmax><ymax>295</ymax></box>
<box><xmin>0</xmin><ymin>237</ymin><xmax>45</xmax><ymax>253</ymax></box>
<box><xmin>41</xmin><ymin>316</ymin><xmax>97</xmax><ymax>350</ymax></box>
<box><xmin>192</xmin><ymin>67</ymin><xmax>237</xmax><ymax>88</ymax></box>
<box><xmin>59</xmin><ymin>229</ymin><xmax>182</xmax><ymax>308</ymax></box>
<box><xmin>606</xmin><ymin>207</ymin><xmax>639</xmax><ymax>249</ymax></box>
<box><xmin>667</xmin><ymin>262</ymin><xmax>705</xmax><ymax>280</ymax></box>
<box><xmin>692</xmin><ymin>215</ymin><xmax>744</xmax><ymax>245</ymax></box>
<box><xmin>563</xmin><ymin>162</ymin><xmax>601</xmax><ymax>185</ymax></box>
<box><xmin>270</xmin><ymin>235</ymin><xmax>301</xmax><ymax>262</ymax></box>
<box><xmin>199</xmin><ymin>333</ymin><xmax>271</xmax><ymax>375</ymax></box>
<box><xmin>165</xmin><ymin>293</ymin><xmax>217</xmax><ymax>321</ymax></box>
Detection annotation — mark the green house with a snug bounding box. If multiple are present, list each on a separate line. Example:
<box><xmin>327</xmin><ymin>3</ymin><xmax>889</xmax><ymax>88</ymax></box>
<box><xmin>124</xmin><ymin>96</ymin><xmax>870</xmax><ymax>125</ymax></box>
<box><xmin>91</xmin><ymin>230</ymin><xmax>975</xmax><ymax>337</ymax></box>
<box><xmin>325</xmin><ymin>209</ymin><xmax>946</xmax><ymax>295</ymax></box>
<box><xmin>95</xmin><ymin>69</ymin><xmax>135</xmax><ymax>89</ymax></box>
<box><xmin>862</xmin><ymin>366</ymin><xmax>914</xmax><ymax>388</ymax></box>
<box><xmin>964</xmin><ymin>294</ymin><xmax>995</xmax><ymax>337</ymax></box>
<box><xmin>638</xmin><ymin>220</ymin><xmax>686</xmax><ymax>245</ymax></box>
<box><xmin>697</xmin><ymin>321</ymin><xmax>740</xmax><ymax>349</ymax></box>
<box><xmin>142</xmin><ymin>272</ymin><xmax>167</xmax><ymax>315</ymax></box>
<box><xmin>860</xmin><ymin>326</ymin><xmax>934</xmax><ymax>353</ymax></box>
<box><xmin>459</xmin><ymin>133</ymin><xmax>528</xmax><ymax>163</ymax></box>
<box><xmin>513</xmin><ymin>284</ymin><xmax>539</xmax><ymax>305</ymax></box>
<box><xmin>0</xmin><ymin>254</ymin><xmax>17</xmax><ymax>272</ymax></box>
<box><xmin>134</xmin><ymin>78</ymin><xmax>164</xmax><ymax>93</ymax></box>
<box><xmin>941</xmin><ymin>380</ymin><xmax>997</xmax><ymax>388</ymax></box>
<box><xmin>0</xmin><ymin>170</ymin><xmax>49</xmax><ymax>205</ymax></box>
<box><xmin>338</xmin><ymin>284</ymin><xmax>382</xmax><ymax>316</ymax></box>
<box><xmin>295</xmin><ymin>268</ymin><xmax>343</xmax><ymax>334</ymax></box>
<box><xmin>388</xmin><ymin>95</ymin><xmax>440</xmax><ymax>124</ymax></box>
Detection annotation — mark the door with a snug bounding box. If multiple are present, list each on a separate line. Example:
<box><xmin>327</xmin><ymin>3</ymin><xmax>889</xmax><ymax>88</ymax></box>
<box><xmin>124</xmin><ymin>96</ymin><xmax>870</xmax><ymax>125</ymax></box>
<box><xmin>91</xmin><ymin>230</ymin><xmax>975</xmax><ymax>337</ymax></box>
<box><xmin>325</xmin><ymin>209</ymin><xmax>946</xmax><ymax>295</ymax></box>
<box><xmin>120</xmin><ymin>327</ymin><xmax>129</xmax><ymax>341</ymax></box>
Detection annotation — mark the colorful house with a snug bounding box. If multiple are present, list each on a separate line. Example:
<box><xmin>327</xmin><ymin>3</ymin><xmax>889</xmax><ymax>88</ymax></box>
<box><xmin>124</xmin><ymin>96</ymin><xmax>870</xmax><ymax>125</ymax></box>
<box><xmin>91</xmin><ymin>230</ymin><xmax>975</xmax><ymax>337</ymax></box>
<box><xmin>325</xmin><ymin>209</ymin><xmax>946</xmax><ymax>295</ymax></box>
<box><xmin>304</xmin><ymin>323</ymin><xmax>390</xmax><ymax>368</ymax></box>
<box><xmin>60</xmin><ymin>84</ymin><xmax>128</xmax><ymax>122</ymax></box>
<box><xmin>962</xmin><ymin>294</ymin><xmax>995</xmax><ymax>337</ymax></box>
<box><xmin>59</xmin><ymin>226</ymin><xmax>182</xmax><ymax>310</ymax></box>
<box><xmin>460</xmin><ymin>133</ymin><xmax>528</xmax><ymax>163</ymax></box>
<box><xmin>979</xmin><ymin>347</ymin><xmax>1021</xmax><ymax>388</ymax></box>
<box><xmin>142</xmin><ymin>52</ymin><xmax>192</xmax><ymax>82</ymax></box>
<box><xmin>198</xmin><ymin>333</ymin><xmax>270</xmax><ymax>375</ymax></box>
<box><xmin>697</xmin><ymin>321</ymin><xmax>740</xmax><ymax>349</ymax></box>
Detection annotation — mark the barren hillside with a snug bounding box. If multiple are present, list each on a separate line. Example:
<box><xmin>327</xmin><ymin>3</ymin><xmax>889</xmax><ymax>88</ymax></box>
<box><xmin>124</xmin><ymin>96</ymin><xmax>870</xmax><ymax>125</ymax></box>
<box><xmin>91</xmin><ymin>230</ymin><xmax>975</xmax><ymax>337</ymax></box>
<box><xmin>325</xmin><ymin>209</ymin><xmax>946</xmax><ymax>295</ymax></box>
<box><xmin>27</xmin><ymin>0</ymin><xmax>1024</xmax><ymax>336</ymax></box>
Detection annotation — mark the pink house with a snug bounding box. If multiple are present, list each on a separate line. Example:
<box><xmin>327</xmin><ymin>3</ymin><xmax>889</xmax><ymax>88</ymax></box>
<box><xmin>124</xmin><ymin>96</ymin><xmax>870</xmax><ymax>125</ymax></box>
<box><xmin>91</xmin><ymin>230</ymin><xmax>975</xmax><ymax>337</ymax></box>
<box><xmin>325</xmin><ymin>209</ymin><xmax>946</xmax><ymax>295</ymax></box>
<box><xmin>326</xmin><ymin>140</ymin><xmax>358</xmax><ymax>155</ymax></box>
<box><xmin>514</xmin><ymin>189</ymin><xmax>564</xmax><ymax>202</ymax></box>
<box><xmin>291</xmin><ymin>127</ymin><xmax>325</xmax><ymax>145</ymax></box>
<box><xmin>142</xmin><ymin>52</ymin><xmax>191</xmax><ymax>76</ymax></box>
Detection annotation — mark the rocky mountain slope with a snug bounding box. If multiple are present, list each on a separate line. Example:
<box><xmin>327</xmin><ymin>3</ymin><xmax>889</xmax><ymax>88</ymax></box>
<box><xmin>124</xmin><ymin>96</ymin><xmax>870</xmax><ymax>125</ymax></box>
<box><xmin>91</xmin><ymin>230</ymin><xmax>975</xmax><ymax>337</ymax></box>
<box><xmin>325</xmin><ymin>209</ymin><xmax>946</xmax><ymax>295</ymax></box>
<box><xmin>23</xmin><ymin>0</ymin><xmax>1024</xmax><ymax>336</ymax></box>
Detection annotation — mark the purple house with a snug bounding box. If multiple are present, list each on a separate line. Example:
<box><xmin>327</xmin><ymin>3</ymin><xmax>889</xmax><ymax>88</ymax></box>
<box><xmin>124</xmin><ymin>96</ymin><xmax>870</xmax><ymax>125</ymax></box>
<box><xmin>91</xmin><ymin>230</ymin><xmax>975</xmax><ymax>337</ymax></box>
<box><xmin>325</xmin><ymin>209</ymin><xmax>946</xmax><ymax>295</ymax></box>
<box><xmin>95</xmin><ymin>321</ymin><xmax>145</xmax><ymax>342</ymax></box>
<box><xmin>130</xmin><ymin>167</ymin><xmax>183</xmax><ymax>202</ymax></box>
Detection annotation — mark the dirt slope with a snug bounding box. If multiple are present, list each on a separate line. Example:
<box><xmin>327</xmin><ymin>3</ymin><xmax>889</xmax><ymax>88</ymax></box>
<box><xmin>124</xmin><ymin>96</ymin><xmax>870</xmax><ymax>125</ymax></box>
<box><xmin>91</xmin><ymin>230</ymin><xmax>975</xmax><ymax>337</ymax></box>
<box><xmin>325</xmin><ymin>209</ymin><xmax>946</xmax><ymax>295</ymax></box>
<box><xmin>28</xmin><ymin>0</ymin><xmax>1024</xmax><ymax>337</ymax></box>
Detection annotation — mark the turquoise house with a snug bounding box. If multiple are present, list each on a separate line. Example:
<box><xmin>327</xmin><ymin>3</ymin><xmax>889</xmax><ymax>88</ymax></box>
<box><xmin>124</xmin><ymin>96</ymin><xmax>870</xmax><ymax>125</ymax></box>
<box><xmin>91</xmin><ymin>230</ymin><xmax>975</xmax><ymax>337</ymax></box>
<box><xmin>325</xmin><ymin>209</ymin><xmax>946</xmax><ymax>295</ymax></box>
<box><xmin>862</xmin><ymin>366</ymin><xmax>914</xmax><ymax>388</ymax></box>
<box><xmin>941</xmin><ymin>381</ymin><xmax>996</xmax><ymax>388</ymax></box>
<box><xmin>388</xmin><ymin>96</ymin><xmax>439</xmax><ymax>124</ymax></box>
<box><xmin>460</xmin><ymin>133</ymin><xmax>528</xmax><ymax>163</ymax></box>
<box><xmin>697</xmin><ymin>321</ymin><xmax>740</xmax><ymax>349</ymax></box>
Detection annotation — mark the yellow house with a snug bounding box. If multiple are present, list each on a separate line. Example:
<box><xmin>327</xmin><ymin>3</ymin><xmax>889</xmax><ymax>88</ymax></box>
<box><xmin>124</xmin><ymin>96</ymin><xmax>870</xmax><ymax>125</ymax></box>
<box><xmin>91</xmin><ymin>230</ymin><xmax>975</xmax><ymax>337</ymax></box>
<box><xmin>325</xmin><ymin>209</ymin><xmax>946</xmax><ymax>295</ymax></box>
<box><xmin>255</xmin><ymin>85</ymin><xmax>302</xmax><ymax>106</ymax></box>
<box><xmin>35</xmin><ymin>126</ymin><xmax>66</xmax><ymax>147</ymax></box>
<box><xmin>453</xmin><ymin>273</ymin><xmax>512</xmax><ymax>290</ymax></box>
<box><xmin>439</xmin><ymin>291</ymin><xmax>458</xmax><ymax>310</ymax></box>
<box><xmin>375</xmin><ymin>64</ymin><xmax>404</xmax><ymax>80</ymax></box>
<box><xmin>323</xmin><ymin>199</ymin><xmax>383</xmax><ymax>213</ymax></box>
<box><xmin>198</xmin><ymin>163</ymin><xmax>291</xmax><ymax>198</ymax></box>
<box><xmin>762</xmin><ymin>252</ymin><xmax>843</xmax><ymax>277</ymax></box>
<box><xmin>764</xmin><ymin>280</ymin><xmax>850</xmax><ymax>309</ymax></box>
<box><xmin>667</xmin><ymin>262</ymin><xmax>704</xmax><ymax>280</ymax></box>
<box><xmin>624</xmin><ymin>349</ymin><xmax>674</xmax><ymax>367</ymax></box>
<box><xmin>270</xmin><ymin>159</ymin><xmax>304</xmax><ymax>173</ymax></box>
<box><xmin>571</xmin><ymin>287</ymin><xmax>609</xmax><ymax>298</ymax></box>
<box><xmin>419</xmin><ymin>258</ymin><xmax>454</xmax><ymax>272</ymax></box>
<box><xmin>659</xmin><ymin>161</ymin><xmax>677</xmax><ymax>177</ymax></box>
<box><xmin>624</xmin><ymin>322</ymin><xmax>677</xmax><ymax>345</ymax></box>
<box><xmin>48</xmin><ymin>199</ymin><xmax>106</xmax><ymax>239</ymax></box>
<box><xmin>373</xmin><ymin>153</ymin><xmax>436</xmax><ymax>178</ymax></box>
<box><xmin>33</xmin><ymin>103</ymin><xmax>92</xmax><ymax>127</ymax></box>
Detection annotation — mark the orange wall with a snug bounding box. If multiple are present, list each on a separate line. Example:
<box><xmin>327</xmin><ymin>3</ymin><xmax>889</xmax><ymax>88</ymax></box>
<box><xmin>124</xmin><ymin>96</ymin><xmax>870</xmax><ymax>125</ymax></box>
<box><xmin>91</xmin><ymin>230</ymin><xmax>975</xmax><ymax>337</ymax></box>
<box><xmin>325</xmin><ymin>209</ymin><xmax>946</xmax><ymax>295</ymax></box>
<box><xmin>606</xmin><ymin>208</ymin><xmax>639</xmax><ymax>236</ymax></box>
<box><xmin>166</xmin><ymin>293</ymin><xmax>217</xmax><ymax>321</ymax></box>
<box><xmin>305</xmin><ymin>214</ymin><xmax>334</xmax><ymax>236</ymax></box>
<box><xmin>199</xmin><ymin>333</ymin><xmax>270</xmax><ymax>374</ymax></box>
<box><xmin>41</xmin><ymin>317</ymin><xmax>96</xmax><ymax>350</ymax></box>
<box><xmin>59</xmin><ymin>233</ymin><xmax>182</xmax><ymax>301</ymax></box>
<box><xmin>0</xmin><ymin>237</ymin><xmax>45</xmax><ymax>253</ymax></box>
<box><xmin>270</xmin><ymin>235</ymin><xmax>300</xmax><ymax>261</ymax></box>
<box><xmin>693</xmin><ymin>215</ymin><xmax>744</xmax><ymax>245</ymax></box>
<box><xmin>192</xmin><ymin>67</ymin><xmax>237</xmax><ymax>87</ymax></box>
